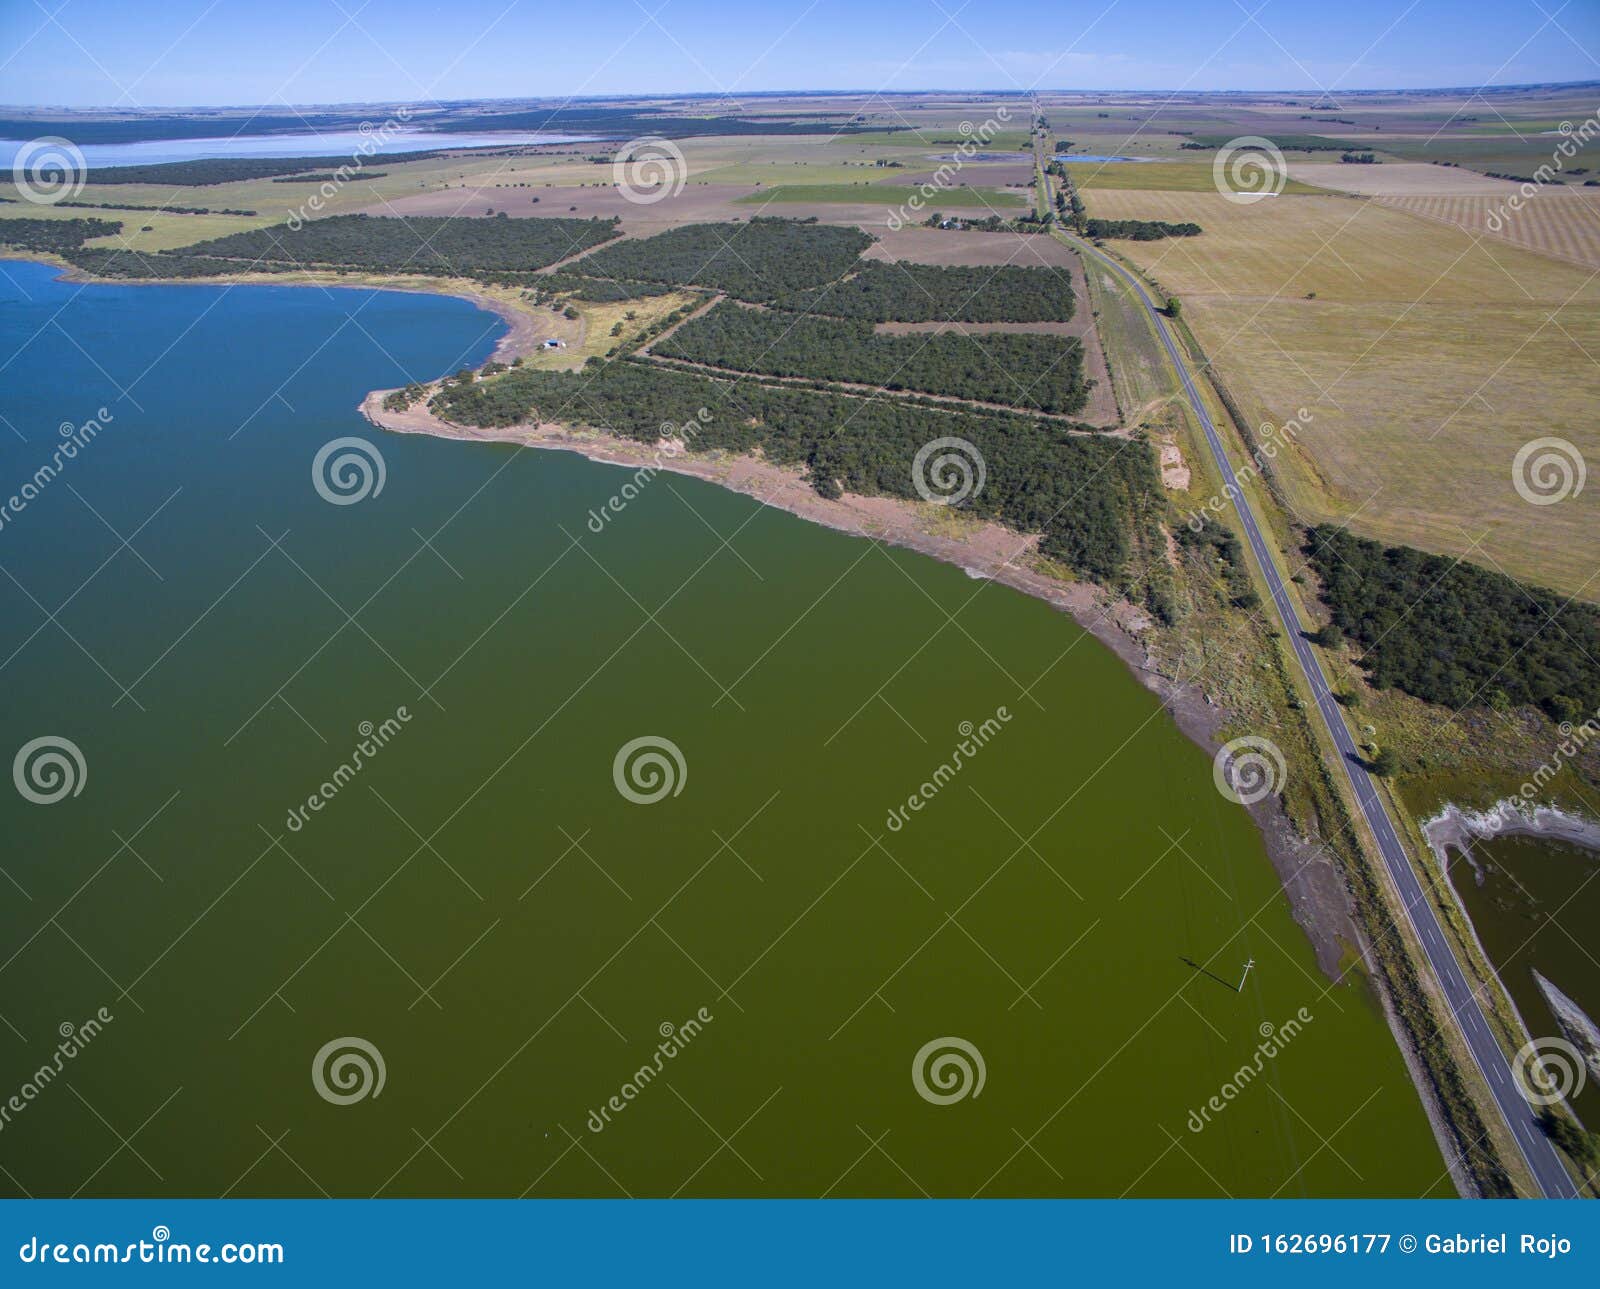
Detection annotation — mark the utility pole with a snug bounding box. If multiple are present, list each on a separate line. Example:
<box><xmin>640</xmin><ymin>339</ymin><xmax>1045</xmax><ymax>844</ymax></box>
<box><xmin>1236</xmin><ymin>958</ymin><xmax>1255</xmax><ymax>993</ymax></box>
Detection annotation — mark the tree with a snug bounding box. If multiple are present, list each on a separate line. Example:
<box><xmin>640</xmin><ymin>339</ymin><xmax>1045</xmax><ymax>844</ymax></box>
<box><xmin>1166</xmin><ymin>296</ymin><xmax>1181</xmax><ymax>318</ymax></box>
<box><xmin>1312</xmin><ymin>622</ymin><xmax>1343</xmax><ymax>648</ymax></box>
<box><xmin>1538</xmin><ymin>1109</ymin><xmax>1600</xmax><ymax>1165</ymax></box>
<box><xmin>1369</xmin><ymin>746</ymin><xmax>1399</xmax><ymax>776</ymax></box>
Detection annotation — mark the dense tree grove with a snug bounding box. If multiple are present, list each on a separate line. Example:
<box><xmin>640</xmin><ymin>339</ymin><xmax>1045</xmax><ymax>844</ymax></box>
<box><xmin>771</xmin><ymin>260</ymin><xmax>1076</xmax><ymax>322</ymax></box>
<box><xmin>83</xmin><ymin>151</ymin><xmax>447</xmax><ymax>185</ymax></box>
<box><xmin>1083</xmin><ymin>218</ymin><xmax>1202</xmax><ymax>241</ymax></box>
<box><xmin>50</xmin><ymin>198</ymin><xmax>256</xmax><ymax>215</ymax></box>
<box><xmin>571</xmin><ymin>219</ymin><xmax>873</xmax><ymax>299</ymax></box>
<box><xmin>272</xmin><ymin>171</ymin><xmax>389</xmax><ymax>182</ymax></box>
<box><xmin>59</xmin><ymin>248</ymin><xmax>264</xmax><ymax>278</ymax></box>
<box><xmin>0</xmin><ymin>216</ymin><xmax>122</xmax><ymax>252</ymax></box>
<box><xmin>167</xmin><ymin>213</ymin><xmax>619</xmax><ymax>274</ymax></box>
<box><xmin>655</xmin><ymin>300</ymin><xmax>1089</xmax><ymax>413</ymax></box>
<box><xmin>1306</xmin><ymin>525</ymin><xmax>1600</xmax><ymax>719</ymax></box>
<box><xmin>431</xmin><ymin>358</ymin><xmax>1158</xmax><ymax>582</ymax></box>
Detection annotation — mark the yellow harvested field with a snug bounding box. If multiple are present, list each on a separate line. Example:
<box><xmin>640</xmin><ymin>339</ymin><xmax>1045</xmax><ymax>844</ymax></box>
<box><xmin>1066</xmin><ymin>161</ymin><xmax>1321</xmax><ymax>193</ymax></box>
<box><xmin>1188</xmin><ymin>297</ymin><xmax>1600</xmax><ymax>599</ymax></box>
<box><xmin>1083</xmin><ymin>187</ymin><xmax>1600</xmax><ymax>600</ymax></box>
<box><xmin>1290</xmin><ymin>162</ymin><xmax>1520</xmax><ymax>197</ymax></box>
<box><xmin>1376</xmin><ymin>191</ymin><xmax>1600</xmax><ymax>272</ymax></box>
<box><xmin>1082</xmin><ymin>190</ymin><xmax>1599</xmax><ymax>306</ymax></box>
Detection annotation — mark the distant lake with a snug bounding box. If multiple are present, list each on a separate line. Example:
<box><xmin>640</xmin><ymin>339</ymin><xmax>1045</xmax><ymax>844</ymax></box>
<box><xmin>0</xmin><ymin>129</ymin><xmax>596</xmax><ymax>171</ymax></box>
<box><xmin>1054</xmin><ymin>154</ymin><xmax>1154</xmax><ymax>163</ymax></box>
<box><xmin>0</xmin><ymin>258</ymin><xmax>1440</xmax><ymax>1197</ymax></box>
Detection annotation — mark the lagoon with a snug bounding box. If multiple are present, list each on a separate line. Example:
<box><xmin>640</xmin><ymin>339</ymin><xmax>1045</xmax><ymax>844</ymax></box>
<box><xmin>0</xmin><ymin>130</ymin><xmax>595</xmax><ymax>171</ymax></box>
<box><xmin>0</xmin><ymin>258</ymin><xmax>1441</xmax><ymax>1197</ymax></box>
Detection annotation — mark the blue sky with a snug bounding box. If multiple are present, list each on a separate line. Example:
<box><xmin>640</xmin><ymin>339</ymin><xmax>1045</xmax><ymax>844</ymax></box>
<box><xmin>2</xmin><ymin>0</ymin><xmax>1596</xmax><ymax>108</ymax></box>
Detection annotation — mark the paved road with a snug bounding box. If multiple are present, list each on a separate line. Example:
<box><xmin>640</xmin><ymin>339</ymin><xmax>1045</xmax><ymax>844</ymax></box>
<box><xmin>1058</xmin><ymin>228</ymin><xmax>1576</xmax><ymax>1199</ymax></box>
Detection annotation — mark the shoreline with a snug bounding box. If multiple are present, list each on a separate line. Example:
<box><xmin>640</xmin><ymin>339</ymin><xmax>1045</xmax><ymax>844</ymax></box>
<box><xmin>361</xmin><ymin>385</ymin><xmax>1364</xmax><ymax>982</ymax></box>
<box><xmin>11</xmin><ymin>254</ymin><xmax>548</xmax><ymax>370</ymax></box>
<box><xmin>4</xmin><ymin>254</ymin><xmax>1364</xmax><ymax>989</ymax></box>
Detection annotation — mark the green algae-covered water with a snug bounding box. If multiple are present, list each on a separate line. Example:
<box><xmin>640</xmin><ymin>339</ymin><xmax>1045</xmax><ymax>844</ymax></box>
<box><xmin>0</xmin><ymin>259</ymin><xmax>1442</xmax><ymax>1196</ymax></box>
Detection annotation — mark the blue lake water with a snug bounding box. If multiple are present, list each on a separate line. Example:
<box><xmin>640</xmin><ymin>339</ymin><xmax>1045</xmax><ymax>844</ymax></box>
<box><xmin>0</xmin><ymin>130</ymin><xmax>596</xmax><ymax>171</ymax></box>
<box><xmin>1053</xmin><ymin>154</ymin><xmax>1154</xmax><ymax>163</ymax></box>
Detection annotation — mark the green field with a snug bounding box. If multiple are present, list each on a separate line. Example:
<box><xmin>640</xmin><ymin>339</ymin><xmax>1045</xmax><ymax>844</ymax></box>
<box><xmin>737</xmin><ymin>183</ymin><xmax>1025</xmax><ymax>207</ymax></box>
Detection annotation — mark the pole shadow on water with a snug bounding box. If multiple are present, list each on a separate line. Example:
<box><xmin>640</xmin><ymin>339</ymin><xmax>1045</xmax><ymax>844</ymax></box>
<box><xmin>1179</xmin><ymin>956</ymin><xmax>1238</xmax><ymax>993</ymax></box>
